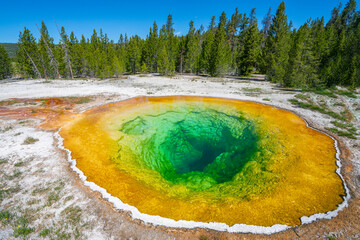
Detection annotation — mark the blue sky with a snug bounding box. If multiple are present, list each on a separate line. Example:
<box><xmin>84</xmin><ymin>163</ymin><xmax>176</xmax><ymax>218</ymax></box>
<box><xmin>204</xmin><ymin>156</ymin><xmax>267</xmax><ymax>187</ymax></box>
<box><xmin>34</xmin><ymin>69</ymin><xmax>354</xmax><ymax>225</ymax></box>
<box><xmin>0</xmin><ymin>0</ymin><xmax>352</xmax><ymax>43</ymax></box>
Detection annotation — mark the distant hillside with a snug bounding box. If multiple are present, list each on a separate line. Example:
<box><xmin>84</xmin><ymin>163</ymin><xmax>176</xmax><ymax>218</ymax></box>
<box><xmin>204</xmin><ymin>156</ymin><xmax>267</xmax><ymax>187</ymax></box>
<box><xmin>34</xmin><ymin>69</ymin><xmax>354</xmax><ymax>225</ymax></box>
<box><xmin>0</xmin><ymin>43</ymin><xmax>18</xmax><ymax>59</ymax></box>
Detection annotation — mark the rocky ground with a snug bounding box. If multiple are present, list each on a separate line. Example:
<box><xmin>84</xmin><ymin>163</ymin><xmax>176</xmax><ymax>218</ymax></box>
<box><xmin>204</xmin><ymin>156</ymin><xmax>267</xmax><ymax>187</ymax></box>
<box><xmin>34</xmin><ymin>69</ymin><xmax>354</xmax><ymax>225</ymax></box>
<box><xmin>0</xmin><ymin>74</ymin><xmax>359</xmax><ymax>239</ymax></box>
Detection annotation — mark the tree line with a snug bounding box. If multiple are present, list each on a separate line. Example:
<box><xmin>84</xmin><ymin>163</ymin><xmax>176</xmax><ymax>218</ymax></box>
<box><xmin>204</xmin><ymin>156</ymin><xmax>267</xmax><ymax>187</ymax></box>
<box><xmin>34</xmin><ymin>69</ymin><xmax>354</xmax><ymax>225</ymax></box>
<box><xmin>1</xmin><ymin>0</ymin><xmax>359</xmax><ymax>88</ymax></box>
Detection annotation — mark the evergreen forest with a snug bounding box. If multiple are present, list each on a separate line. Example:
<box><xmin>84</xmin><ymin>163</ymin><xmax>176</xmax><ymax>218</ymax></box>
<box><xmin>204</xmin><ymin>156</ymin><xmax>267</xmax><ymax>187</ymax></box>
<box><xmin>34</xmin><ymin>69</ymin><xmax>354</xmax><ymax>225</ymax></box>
<box><xmin>1</xmin><ymin>0</ymin><xmax>360</xmax><ymax>89</ymax></box>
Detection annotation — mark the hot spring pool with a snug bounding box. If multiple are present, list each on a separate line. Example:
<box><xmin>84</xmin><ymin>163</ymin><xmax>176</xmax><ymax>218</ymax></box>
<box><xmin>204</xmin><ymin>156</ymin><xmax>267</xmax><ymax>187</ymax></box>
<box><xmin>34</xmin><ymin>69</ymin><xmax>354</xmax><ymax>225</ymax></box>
<box><xmin>58</xmin><ymin>96</ymin><xmax>346</xmax><ymax>233</ymax></box>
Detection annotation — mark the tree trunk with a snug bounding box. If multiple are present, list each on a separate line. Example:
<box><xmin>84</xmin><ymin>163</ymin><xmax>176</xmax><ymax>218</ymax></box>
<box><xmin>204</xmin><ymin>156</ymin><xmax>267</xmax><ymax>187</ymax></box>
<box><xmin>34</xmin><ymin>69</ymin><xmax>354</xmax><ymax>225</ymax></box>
<box><xmin>36</xmin><ymin>24</ymin><xmax>61</xmax><ymax>78</ymax></box>
<box><xmin>55</xmin><ymin>22</ymin><xmax>74</xmax><ymax>79</ymax></box>
<box><xmin>24</xmin><ymin>49</ymin><xmax>42</xmax><ymax>79</ymax></box>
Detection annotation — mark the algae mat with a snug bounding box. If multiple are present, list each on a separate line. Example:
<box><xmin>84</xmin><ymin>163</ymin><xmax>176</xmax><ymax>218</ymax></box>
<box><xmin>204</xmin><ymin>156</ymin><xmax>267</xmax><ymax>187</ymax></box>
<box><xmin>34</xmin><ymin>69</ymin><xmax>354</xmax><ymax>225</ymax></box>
<box><xmin>59</xmin><ymin>96</ymin><xmax>345</xmax><ymax>229</ymax></box>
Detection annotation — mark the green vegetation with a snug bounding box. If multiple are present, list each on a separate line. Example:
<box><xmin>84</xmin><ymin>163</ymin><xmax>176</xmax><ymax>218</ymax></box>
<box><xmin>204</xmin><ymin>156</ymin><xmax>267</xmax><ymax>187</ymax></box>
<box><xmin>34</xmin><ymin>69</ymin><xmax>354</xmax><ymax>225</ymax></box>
<box><xmin>326</xmin><ymin>127</ymin><xmax>357</xmax><ymax>139</ymax></box>
<box><xmin>8</xmin><ymin>170</ymin><xmax>22</xmax><ymax>180</ymax></box>
<box><xmin>13</xmin><ymin>216</ymin><xmax>35</xmax><ymax>237</ymax></box>
<box><xmin>328</xmin><ymin>120</ymin><xmax>358</xmax><ymax>139</ymax></box>
<box><xmin>294</xmin><ymin>93</ymin><xmax>310</xmax><ymax>100</ymax></box>
<box><xmin>68</xmin><ymin>97</ymin><xmax>93</xmax><ymax>104</ymax></box>
<box><xmin>0</xmin><ymin>158</ymin><xmax>8</xmax><ymax>164</ymax></box>
<box><xmin>242</xmin><ymin>87</ymin><xmax>263</xmax><ymax>92</ymax></box>
<box><xmin>23</xmin><ymin>137</ymin><xmax>39</xmax><ymax>144</ymax></box>
<box><xmin>0</xmin><ymin>43</ymin><xmax>19</xmax><ymax>59</ymax></box>
<box><xmin>289</xmin><ymin>91</ymin><xmax>358</xmax><ymax>139</ymax></box>
<box><xmin>336</xmin><ymin>90</ymin><xmax>357</xmax><ymax>98</ymax></box>
<box><xmin>62</xmin><ymin>206</ymin><xmax>82</xmax><ymax>224</ymax></box>
<box><xmin>0</xmin><ymin>210</ymin><xmax>13</xmax><ymax>225</ymax></box>
<box><xmin>11</xmin><ymin>0</ymin><xmax>360</xmax><ymax>88</ymax></box>
<box><xmin>0</xmin><ymin>44</ymin><xmax>12</xmax><ymax>79</ymax></box>
<box><xmin>289</xmin><ymin>98</ymin><xmax>346</xmax><ymax>121</ymax></box>
<box><xmin>313</xmin><ymin>90</ymin><xmax>338</xmax><ymax>98</ymax></box>
<box><xmin>14</xmin><ymin>161</ymin><xmax>25</xmax><ymax>167</ymax></box>
<box><xmin>0</xmin><ymin>126</ymin><xmax>13</xmax><ymax>132</ymax></box>
<box><xmin>39</xmin><ymin>228</ymin><xmax>51</xmax><ymax>237</ymax></box>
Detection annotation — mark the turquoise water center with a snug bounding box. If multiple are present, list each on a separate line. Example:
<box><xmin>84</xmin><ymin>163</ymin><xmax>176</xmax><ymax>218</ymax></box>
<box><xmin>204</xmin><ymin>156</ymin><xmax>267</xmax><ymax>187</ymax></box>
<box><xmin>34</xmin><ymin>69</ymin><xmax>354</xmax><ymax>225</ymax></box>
<box><xmin>119</xmin><ymin>105</ymin><xmax>259</xmax><ymax>190</ymax></box>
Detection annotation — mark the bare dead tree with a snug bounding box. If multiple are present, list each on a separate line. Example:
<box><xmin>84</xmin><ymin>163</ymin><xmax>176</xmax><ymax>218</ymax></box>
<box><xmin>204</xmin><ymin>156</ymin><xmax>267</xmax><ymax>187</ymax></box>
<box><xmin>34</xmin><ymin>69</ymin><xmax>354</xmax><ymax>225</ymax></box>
<box><xmin>36</xmin><ymin>23</ymin><xmax>61</xmax><ymax>78</ymax></box>
<box><xmin>55</xmin><ymin>21</ymin><xmax>74</xmax><ymax>79</ymax></box>
<box><xmin>23</xmin><ymin>48</ymin><xmax>42</xmax><ymax>79</ymax></box>
<box><xmin>34</xmin><ymin>48</ymin><xmax>48</xmax><ymax>80</ymax></box>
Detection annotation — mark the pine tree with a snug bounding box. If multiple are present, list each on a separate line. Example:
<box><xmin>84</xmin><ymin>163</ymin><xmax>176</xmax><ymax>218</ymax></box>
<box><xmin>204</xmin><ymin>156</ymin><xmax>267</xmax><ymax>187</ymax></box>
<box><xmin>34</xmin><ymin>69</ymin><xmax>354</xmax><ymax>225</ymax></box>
<box><xmin>165</xmin><ymin>14</ymin><xmax>177</xmax><ymax>75</ymax></box>
<box><xmin>147</xmin><ymin>22</ymin><xmax>159</xmax><ymax>72</ymax></box>
<box><xmin>38</xmin><ymin>21</ymin><xmax>59</xmax><ymax>78</ymax></box>
<box><xmin>286</xmin><ymin>22</ymin><xmax>320</xmax><ymax>88</ymax></box>
<box><xmin>157</xmin><ymin>25</ymin><xmax>171</xmax><ymax>75</ymax></box>
<box><xmin>115</xmin><ymin>34</ymin><xmax>126</xmax><ymax>75</ymax></box>
<box><xmin>17</xmin><ymin>27</ymin><xmax>42</xmax><ymax>78</ymax></box>
<box><xmin>158</xmin><ymin>44</ymin><xmax>169</xmax><ymax>75</ymax></box>
<box><xmin>199</xmin><ymin>17</ymin><xmax>216</xmax><ymax>74</ymax></box>
<box><xmin>258</xmin><ymin>8</ymin><xmax>272</xmax><ymax>73</ymax></box>
<box><xmin>237</xmin><ymin>9</ymin><xmax>261</xmax><ymax>76</ymax></box>
<box><xmin>184</xmin><ymin>20</ymin><xmax>201</xmax><ymax>73</ymax></box>
<box><xmin>58</xmin><ymin>26</ymin><xmax>74</xmax><ymax>79</ymax></box>
<box><xmin>0</xmin><ymin>45</ymin><xmax>12</xmax><ymax>79</ymax></box>
<box><xmin>56</xmin><ymin>40</ymin><xmax>67</xmax><ymax>78</ymax></box>
<box><xmin>264</xmin><ymin>1</ymin><xmax>291</xmax><ymax>86</ymax></box>
<box><xmin>177</xmin><ymin>36</ymin><xmax>186</xmax><ymax>74</ymax></box>
<box><xmin>126</xmin><ymin>35</ymin><xmax>142</xmax><ymax>74</ymax></box>
<box><xmin>209</xmin><ymin>12</ymin><xmax>232</xmax><ymax>77</ymax></box>
<box><xmin>79</xmin><ymin>35</ymin><xmax>89</xmax><ymax>77</ymax></box>
<box><xmin>69</xmin><ymin>32</ymin><xmax>82</xmax><ymax>77</ymax></box>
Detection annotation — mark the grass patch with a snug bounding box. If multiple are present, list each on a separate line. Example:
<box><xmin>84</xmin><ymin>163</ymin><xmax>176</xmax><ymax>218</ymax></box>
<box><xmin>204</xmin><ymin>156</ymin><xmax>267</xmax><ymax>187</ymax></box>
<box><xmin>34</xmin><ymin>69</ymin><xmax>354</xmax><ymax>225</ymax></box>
<box><xmin>289</xmin><ymin>99</ymin><xmax>346</xmax><ymax>121</ymax></box>
<box><xmin>62</xmin><ymin>205</ymin><xmax>82</xmax><ymax>224</ymax></box>
<box><xmin>47</xmin><ymin>191</ymin><xmax>60</xmax><ymax>206</ymax></box>
<box><xmin>0</xmin><ymin>158</ymin><xmax>8</xmax><ymax>164</ymax></box>
<box><xmin>0</xmin><ymin>185</ymin><xmax>21</xmax><ymax>202</ymax></box>
<box><xmin>0</xmin><ymin>126</ymin><xmax>13</xmax><ymax>133</ymax></box>
<box><xmin>331</xmin><ymin>121</ymin><xmax>357</xmax><ymax>133</ymax></box>
<box><xmin>313</xmin><ymin>90</ymin><xmax>337</xmax><ymax>98</ymax></box>
<box><xmin>55</xmin><ymin>231</ymin><xmax>71</xmax><ymax>239</ymax></box>
<box><xmin>64</xmin><ymin>196</ymin><xmax>74</xmax><ymax>202</ymax></box>
<box><xmin>23</xmin><ymin>137</ymin><xmax>39</xmax><ymax>145</ymax></box>
<box><xmin>334</xmin><ymin>102</ymin><xmax>346</xmax><ymax>107</ymax></box>
<box><xmin>25</xmin><ymin>102</ymin><xmax>37</xmax><ymax>106</ymax></box>
<box><xmin>294</xmin><ymin>94</ymin><xmax>310</xmax><ymax>100</ymax></box>
<box><xmin>14</xmin><ymin>161</ymin><xmax>25</xmax><ymax>167</ymax></box>
<box><xmin>54</xmin><ymin>181</ymin><xmax>65</xmax><ymax>191</ymax></box>
<box><xmin>337</xmin><ymin>90</ymin><xmax>357</xmax><ymax>98</ymax></box>
<box><xmin>262</xmin><ymin>98</ymin><xmax>271</xmax><ymax>101</ymax></box>
<box><xmin>13</xmin><ymin>216</ymin><xmax>34</xmax><ymax>237</ymax></box>
<box><xmin>0</xmin><ymin>210</ymin><xmax>13</xmax><ymax>225</ymax></box>
<box><xmin>8</xmin><ymin>170</ymin><xmax>22</xmax><ymax>180</ymax></box>
<box><xmin>242</xmin><ymin>87</ymin><xmax>263</xmax><ymax>92</ymax></box>
<box><xmin>32</xmin><ymin>186</ymin><xmax>50</xmax><ymax>195</ymax></box>
<box><xmin>325</xmin><ymin>127</ymin><xmax>357</xmax><ymax>139</ymax></box>
<box><xmin>27</xmin><ymin>198</ymin><xmax>41</xmax><ymax>205</ymax></box>
<box><xmin>71</xmin><ymin>97</ymin><xmax>93</xmax><ymax>104</ymax></box>
<box><xmin>39</xmin><ymin>228</ymin><xmax>51</xmax><ymax>237</ymax></box>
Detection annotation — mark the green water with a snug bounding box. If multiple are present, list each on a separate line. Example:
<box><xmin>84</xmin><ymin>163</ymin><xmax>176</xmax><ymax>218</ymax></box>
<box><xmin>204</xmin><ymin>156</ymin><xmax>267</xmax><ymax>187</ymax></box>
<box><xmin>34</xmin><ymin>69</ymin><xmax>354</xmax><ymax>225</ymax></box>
<box><xmin>119</xmin><ymin>105</ymin><xmax>259</xmax><ymax>191</ymax></box>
